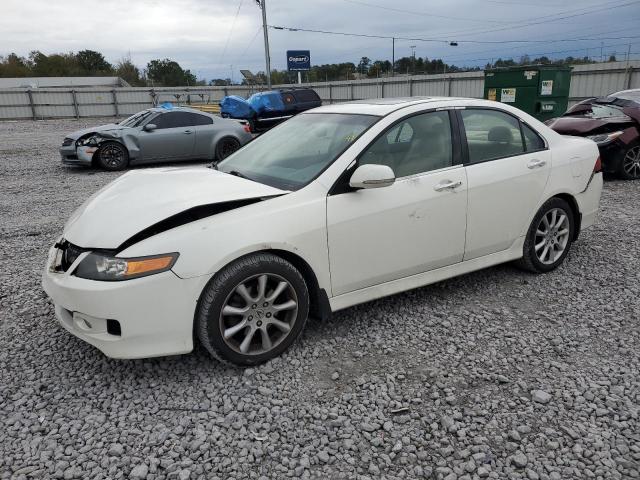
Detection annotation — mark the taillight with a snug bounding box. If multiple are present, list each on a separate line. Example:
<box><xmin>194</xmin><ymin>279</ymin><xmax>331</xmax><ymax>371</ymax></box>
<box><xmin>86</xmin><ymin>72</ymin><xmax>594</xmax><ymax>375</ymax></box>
<box><xmin>243</xmin><ymin>124</ymin><xmax>251</xmax><ymax>133</ymax></box>
<box><xmin>594</xmin><ymin>156</ymin><xmax>602</xmax><ymax>173</ymax></box>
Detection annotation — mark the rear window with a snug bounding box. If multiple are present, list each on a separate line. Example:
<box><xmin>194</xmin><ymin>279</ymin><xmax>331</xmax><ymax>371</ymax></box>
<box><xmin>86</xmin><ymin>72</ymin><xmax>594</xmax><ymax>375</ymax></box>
<box><xmin>293</xmin><ymin>90</ymin><xmax>320</xmax><ymax>103</ymax></box>
<box><xmin>588</xmin><ymin>104</ymin><xmax>627</xmax><ymax>119</ymax></box>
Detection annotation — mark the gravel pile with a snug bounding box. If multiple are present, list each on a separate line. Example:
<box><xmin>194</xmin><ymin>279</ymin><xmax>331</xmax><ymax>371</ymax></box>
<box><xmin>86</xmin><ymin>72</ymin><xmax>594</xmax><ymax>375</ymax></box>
<box><xmin>1</xmin><ymin>118</ymin><xmax>639</xmax><ymax>479</ymax></box>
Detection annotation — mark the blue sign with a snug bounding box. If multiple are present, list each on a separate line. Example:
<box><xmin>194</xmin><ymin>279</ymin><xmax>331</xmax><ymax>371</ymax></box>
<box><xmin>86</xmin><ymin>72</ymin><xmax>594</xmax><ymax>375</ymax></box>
<box><xmin>287</xmin><ymin>50</ymin><xmax>311</xmax><ymax>71</ymax></box>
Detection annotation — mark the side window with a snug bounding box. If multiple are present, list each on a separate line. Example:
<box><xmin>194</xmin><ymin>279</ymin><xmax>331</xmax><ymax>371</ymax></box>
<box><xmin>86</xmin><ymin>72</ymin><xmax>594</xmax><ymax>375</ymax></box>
<box><xmin>154</xmin><ymin>112</ymin><xmax>180</xmax><ymax>129</ymax></box>
<box><xmin>386</xmin><ymin>123</ymin><xmax>413</xmax><ymax>144</ymax></box>
<box><xmin>154</xmin><ymin>112</ymin><xmax>201</xmax><ymax>129</ymax></box>
<box><xmin>360</xmin><ymin>111</ymin><xmax>453</xmax><ymax>178</ymax></box>
<box><xmin>189</xmin><ymin>113</ymin><xmax>213</xmax><ymax>126</ymax></box>
<box><xmin>522</xmin><ymin>123</ymin><xmax>545</xmax><ymax>152</ymax></box>
<box><xmin>460</xmin><ymin>109</ymin><xmax>525</xmax><ymax>163</ymax></box>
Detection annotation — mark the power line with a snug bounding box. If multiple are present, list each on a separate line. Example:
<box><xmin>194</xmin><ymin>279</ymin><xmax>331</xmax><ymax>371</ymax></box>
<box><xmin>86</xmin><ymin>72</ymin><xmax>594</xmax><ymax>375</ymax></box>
<box><xmin>240</xmin><ymin>26</ymin><xmax>263</xmax><ymax>59</ymax></box>
<box><xmin>270</xmin><ymin>24</ymin><xmax>640</xmax><ymax>46</ymax></box>
<box><xmin>340</xmin><ymin>0</ymin><xmax>523</xmax><ymax>25</ymax></box>
<box><xmin>433</xmin><ymin>0</ymin><xmax>639</xmax><ymax>39</ymax></box>
<box><xmin>218</xmin><ymin>0</ymin><xmax>244</xmax><ymax>66</ymax></box>
<box><xmin>481</xmin><ymin>0</ymin><xmax>602</xmax><ymax>6</ymax></box>
<box><xmin>443</xmin><ymin>41</ymin><xmax>640</xmax><ymax>65</ymax></box>
<box><xmin>442</xmin><ymin>26</ymin><xmax>640</xmax><ymax>62</ymax></box>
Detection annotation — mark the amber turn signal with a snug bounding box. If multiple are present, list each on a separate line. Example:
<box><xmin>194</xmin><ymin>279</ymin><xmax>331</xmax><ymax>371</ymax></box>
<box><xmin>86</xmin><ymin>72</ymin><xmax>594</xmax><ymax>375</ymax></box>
<box><xmin>125</xmin><ymin>255</ymin><xmax>176</xmax><ymax>276</ymax></box>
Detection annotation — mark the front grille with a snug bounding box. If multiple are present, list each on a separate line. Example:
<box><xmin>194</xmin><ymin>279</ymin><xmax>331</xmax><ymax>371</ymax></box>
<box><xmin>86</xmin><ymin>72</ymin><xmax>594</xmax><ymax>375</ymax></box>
<box><xmin>62</xmin><ymin>138</ymin><xmax>74</xmax><ymax>147</ymax></box>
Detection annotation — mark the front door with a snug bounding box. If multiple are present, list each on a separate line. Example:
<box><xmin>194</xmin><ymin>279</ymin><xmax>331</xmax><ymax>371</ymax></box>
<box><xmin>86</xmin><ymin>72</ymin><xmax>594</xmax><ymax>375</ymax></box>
<box><xmin>138</xmin><ymin>111</ymin><xmax>197</xmax><ymax>161</ymax></box>
<box><xmin>458</xmin><ymin>108</ymin><xmax>551</xmax><ymax>260</ymax></box>
<box><xmin>326</xmin><ymin>110</ymin><xmax>468</xmax><ymax>296</ymax></box>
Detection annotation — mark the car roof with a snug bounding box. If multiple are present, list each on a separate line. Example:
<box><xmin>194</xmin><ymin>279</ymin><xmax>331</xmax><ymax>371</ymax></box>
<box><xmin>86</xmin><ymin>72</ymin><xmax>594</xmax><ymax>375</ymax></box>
<box><xmin>148</xmin><ymin>105</ymin><xmax>215</xmax><ymax>116</ymax></box>
<box><xmin>609</xmin><ymin>89</ymin><xmax>640</xmax><ymax>103</ymax></box>
<box><xmin>310</xmin><ymin>97</ymin><xmax>498</xmax><ymax>116</ymax></box>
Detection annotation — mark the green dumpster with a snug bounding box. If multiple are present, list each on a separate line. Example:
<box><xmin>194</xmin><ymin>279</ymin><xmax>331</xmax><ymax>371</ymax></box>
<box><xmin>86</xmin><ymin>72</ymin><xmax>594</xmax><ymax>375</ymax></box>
<box><xmin>484</xmin><ymin>65</ymin><xmax>572</xmax><ymax>122</ymax></box>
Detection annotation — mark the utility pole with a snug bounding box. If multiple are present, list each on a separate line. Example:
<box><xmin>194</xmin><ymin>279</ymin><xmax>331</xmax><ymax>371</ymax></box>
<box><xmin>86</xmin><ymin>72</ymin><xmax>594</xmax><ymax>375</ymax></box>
<box><xmin>392</xmin><ymin>37</ymin><xmax>395</xmax><ymax>77</ymax></box>
<box><xmin>257</xmin><ymin>0</ymin><xmax>272</xmax><ymax>88</ymax></box>
<box><xmin>410</xmin><ymin>45</ymin><xmax>416</xmax><ymax>75</ymax></box>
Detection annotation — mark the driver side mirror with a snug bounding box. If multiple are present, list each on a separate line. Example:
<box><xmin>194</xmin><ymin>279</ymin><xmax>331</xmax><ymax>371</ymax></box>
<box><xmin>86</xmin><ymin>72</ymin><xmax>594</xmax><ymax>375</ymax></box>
<box><xmin>349</xmin><ymin>164</ymin><xmax>395</xmax><ymax>189</ymax></box>
<box><xmin>143</xmin><ymin>123</ymin><xmax>157</xmax><ymax>132</ymax></box>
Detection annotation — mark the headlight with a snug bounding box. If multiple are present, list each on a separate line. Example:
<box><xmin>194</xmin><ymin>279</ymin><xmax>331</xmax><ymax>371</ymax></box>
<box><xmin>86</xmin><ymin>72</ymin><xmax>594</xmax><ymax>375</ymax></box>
<box><xmin>77</xmin><ymin>136</ymin><xmax>98</xmax><ymax>147</ymax></box>
<box><xmin>586</xmin><ymin>131</ymin><xmax>623</xmax><ymax>145</ymax></box>
<box><xmin>74</xmin><ymin>252</ymin><xmax>179</xmax><ymax>281</ymax></box>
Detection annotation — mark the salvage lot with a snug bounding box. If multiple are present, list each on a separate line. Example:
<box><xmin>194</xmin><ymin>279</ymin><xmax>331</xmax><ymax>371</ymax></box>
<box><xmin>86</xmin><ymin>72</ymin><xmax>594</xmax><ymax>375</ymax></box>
<box><xmin>0</xmin><ymin>118</ymin><xmax>639</xmax><ymax>479</ymax></box>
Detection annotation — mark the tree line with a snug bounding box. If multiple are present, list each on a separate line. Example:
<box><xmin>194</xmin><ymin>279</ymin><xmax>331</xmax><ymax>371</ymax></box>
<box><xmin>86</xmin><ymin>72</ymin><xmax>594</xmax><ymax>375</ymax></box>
<box><xmin>1</xmin><ymin>49</ymin><xmax>610</xmax><ymax>87</ymax></box>
<box><xmin>0</xmin><ymin>50</ymin><xmax>199</xmax><ymax>87</ymax></box>
<box><xmin>241</xmin><ymin>54</ymin><xmax>605</xmax><ymax>85</ymax></box>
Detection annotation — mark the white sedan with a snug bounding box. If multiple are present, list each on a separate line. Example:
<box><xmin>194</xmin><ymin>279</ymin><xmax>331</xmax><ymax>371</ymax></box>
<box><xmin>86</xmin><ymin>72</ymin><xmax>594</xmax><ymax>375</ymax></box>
<box><xmin>43</xmin><ymin>97</ymin><xmax>603</xmax><ymax>365</ymax></box>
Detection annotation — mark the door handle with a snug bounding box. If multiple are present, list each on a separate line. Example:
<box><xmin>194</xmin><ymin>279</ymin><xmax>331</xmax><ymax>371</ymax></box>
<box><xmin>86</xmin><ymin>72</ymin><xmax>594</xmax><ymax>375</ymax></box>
<box><xmin>183</xmin><ymin>130</ymin><xmax>193</xmax><ymax>134</ymax></box>
<box><xmin>527</xmin><ymin>159</ymin><xmax>546</xmax><ymax>169</ymax></box>
<box><xmin>434</xmin><ymin>180</ymin><xmax>463</xmax><ymax>192</ymax></box>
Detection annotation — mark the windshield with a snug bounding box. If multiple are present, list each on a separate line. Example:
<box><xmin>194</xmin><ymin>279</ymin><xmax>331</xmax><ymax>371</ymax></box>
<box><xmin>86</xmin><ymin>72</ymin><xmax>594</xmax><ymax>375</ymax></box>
<box><xmin>119</xmin><ymin>110</ymin><xmax>154</xmax><ymax>127</ymax></box>
<box><xmin>216</xmin><ymin>113</ymin><xmax>378</xmax><ymax>190</ymax></box>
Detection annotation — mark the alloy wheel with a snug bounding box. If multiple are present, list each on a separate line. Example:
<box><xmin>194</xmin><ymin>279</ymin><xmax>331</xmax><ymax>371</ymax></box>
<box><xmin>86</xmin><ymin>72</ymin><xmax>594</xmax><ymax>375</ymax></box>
<box><xmin>101</xmin><ymin>144</ymin><xmax>125</xmax><ymax>168</ymax></box>
<box><xmin>219</xmin><ymin>273</ymin><xmax>298</xmax><ymax>355</ymax></box>
<box><xmin>534</xmin><ymin>208</ymin><xmax>570</xmax><ymax>265</ymax></box>
<box><xmin>623</xmin><ymin>146</ymin><xmax>640</xmax><ymax>178</ymax></box>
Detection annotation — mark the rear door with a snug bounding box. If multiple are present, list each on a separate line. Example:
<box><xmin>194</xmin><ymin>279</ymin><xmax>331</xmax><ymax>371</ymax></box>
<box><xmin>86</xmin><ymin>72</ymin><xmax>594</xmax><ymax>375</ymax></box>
<box><xmin>138</xmin><ymin>111</ymin><xmax>196</xmax><ymax>161</ymax></box>
<box><xmin>458</xmin><ymin>108</ymin><xmax>551</xmax><ymax>260</ymax></box>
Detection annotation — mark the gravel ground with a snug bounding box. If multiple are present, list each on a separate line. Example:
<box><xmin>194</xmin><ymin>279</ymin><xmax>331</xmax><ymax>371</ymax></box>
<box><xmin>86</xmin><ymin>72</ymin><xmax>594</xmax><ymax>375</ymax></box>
<box><xmin>1</xmin><ymin>118</ymin><xmax>639</xmax><ymax>480</ymax></box>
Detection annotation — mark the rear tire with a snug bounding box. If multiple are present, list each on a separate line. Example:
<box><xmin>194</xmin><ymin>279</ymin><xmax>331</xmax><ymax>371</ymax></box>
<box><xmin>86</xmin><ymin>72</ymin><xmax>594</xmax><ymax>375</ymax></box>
<box><xmin>515</xmin><ymin>197</ymin><xmax>575</xmax><ymax>273</ymax></box>
<box><xmin>196</xmin><ymin>253</ymin><xmax>309</xmax><ymax>366</ymax></box>
<box><xmin>97</xmin><ymin>141</ymin><xmax>129</xmax><ymax>171</ymax></box>
<box><xmin>215</xmin><ymin>137</ymin><xmax>241</xmax><ymax>161</ymax></box>
<box><xmin>618</xmin><ymin>144</ymin><xmax>640</xmax><ymax>180</ymax></box>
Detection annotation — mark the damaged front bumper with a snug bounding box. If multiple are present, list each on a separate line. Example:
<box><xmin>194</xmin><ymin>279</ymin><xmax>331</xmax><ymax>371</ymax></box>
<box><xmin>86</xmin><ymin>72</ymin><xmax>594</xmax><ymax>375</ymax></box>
<box><xmin>42</xmin><ymin>242</ymin><xmax>212</xmax><ymax>359</ymax></box>
<box><xmin>60</xmin><ymin>144</ymin><xmax>96</xmax><ymax>166</ymax></box>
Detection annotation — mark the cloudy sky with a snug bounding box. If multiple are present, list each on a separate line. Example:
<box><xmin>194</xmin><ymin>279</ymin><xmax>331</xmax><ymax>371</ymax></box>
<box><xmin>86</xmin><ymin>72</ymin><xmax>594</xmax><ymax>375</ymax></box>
<box><xmin>2</xmin><ymin>0</ymin><xmax>639</xmax><ymax>81</ymax></box>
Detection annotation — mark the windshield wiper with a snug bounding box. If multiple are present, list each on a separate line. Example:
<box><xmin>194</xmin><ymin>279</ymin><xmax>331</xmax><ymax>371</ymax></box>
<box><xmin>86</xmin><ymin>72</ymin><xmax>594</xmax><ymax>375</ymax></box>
<box><xmin>227</xmin><ymin>170</ymin><xmax>252</xmax><ymax>181</ymax></box>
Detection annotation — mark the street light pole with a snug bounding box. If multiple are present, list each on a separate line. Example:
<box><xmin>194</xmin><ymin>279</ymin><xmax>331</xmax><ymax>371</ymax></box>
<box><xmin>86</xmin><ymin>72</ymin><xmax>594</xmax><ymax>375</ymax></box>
<box><xmin>258</xmin><ymin>0</ymin><xmax>272</xmax><ymax>88</ymax></box>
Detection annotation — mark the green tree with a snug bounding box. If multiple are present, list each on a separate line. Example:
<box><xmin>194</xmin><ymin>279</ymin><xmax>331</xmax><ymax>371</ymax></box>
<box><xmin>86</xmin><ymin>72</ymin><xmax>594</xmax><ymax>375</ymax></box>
<box><xmin>0</xmin><ymin>53</ymin><xmax>31</xmax><ymax>77</ymax></box>
<box><xmin>76</xmin><ymin>50</ymin><xmax>112</xmax><ymax>74</ymax></box>
<box><xmin>115</xmin><ymin>57</ymin><xmax>143</xmax><ymax>86</ymax></box>
<box><xmin>146</xmin><ymin>58</ymin><xmax>196</xmax><ymax>86</ymax></box>
<box><xmin>357</xmin><ymin>56</ymin><xmax>371</xmax><ymax>75</ymax></box>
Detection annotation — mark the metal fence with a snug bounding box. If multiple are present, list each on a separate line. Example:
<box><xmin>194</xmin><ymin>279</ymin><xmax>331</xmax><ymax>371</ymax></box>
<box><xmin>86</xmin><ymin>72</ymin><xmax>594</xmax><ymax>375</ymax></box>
<box><xmin>1</xmin><ymin>61</ymin><xmax>638</xmax><ymax>121</ymax></box>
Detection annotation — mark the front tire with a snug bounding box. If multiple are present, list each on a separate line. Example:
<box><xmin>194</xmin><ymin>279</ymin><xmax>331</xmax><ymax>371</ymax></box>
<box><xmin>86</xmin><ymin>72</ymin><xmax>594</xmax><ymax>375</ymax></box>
<box><xmin>96</xmin><ymin>141</ymin><xmax>129</xmax><ymax>171</ymax></box>
<box><xmin>516</xmin><ymin>197</ymin><xmax>575</xmax><ymax>273</ymax></box>
<box><xmin>619</xmin><ymin>144</ymin><xmax>640</xmax><ymax>180</ymax></box>
<box><xmin>196</xmin><ymin>253</ymin><xmax>310</xmax><ymax>366</ymax></box>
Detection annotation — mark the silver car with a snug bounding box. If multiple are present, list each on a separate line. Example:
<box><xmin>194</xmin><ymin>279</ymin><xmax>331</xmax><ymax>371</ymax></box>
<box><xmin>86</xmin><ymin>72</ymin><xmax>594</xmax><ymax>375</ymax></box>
<box><xmin>59</xmin><ymin>106</ymin><xmax>253</xmax><ymax>171</ymax></box>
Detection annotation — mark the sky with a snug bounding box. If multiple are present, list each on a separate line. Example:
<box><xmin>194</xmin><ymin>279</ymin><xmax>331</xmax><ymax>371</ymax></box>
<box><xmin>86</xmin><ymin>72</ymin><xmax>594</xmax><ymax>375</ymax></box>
<box><xmin>1</xmin><ymin>0</ymin><xmax>639</xmax><ymax>81</ymax></box>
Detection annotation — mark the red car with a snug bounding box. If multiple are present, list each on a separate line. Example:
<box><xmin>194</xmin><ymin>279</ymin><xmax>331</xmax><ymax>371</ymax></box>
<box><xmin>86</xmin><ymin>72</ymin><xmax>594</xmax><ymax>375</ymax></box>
<box><xmin>547</xmin><ymin>89</ymin><xmax>640</xmax><ymax>179</ymax></box>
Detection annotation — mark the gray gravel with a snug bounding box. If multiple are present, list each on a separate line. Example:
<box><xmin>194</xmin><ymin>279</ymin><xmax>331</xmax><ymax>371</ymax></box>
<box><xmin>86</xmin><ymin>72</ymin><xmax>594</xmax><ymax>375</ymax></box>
<box><xmin>1</xmin><ymin>118</ymin><xmax>640</xmax><ymax>479</ymax></box>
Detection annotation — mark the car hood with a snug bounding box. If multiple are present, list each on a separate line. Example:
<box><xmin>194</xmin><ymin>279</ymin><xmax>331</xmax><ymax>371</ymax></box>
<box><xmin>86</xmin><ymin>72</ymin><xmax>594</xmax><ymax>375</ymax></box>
<box><xmin>548</xmin><ymin>115</ymin><xmax>632</xmax><ymax>136</ymax></box>
<box><xmin>64</xmin><ymin>167</ymin><xmax>287</xmax><ymax>249</ymax></box>
<box><xmin>66</xmin><ymin>123</ymin><xmax>129</xmax><ymax>140</ymax></box>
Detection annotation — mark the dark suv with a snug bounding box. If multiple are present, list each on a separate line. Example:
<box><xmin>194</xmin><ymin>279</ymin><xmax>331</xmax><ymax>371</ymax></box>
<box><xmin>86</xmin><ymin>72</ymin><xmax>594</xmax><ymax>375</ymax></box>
<box><xmin>547</xmin><ymin>89</ymin><xmax>640</xmax><ymax>179</ymax></box>
<box><xmin>221</xmin><ymin>88</ymin><xmax>322</xmax><ymax>133</ymax></box>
